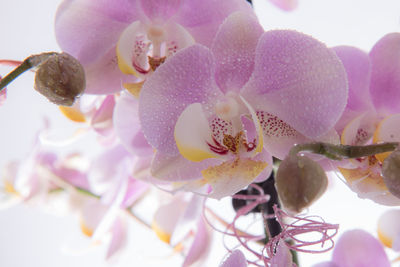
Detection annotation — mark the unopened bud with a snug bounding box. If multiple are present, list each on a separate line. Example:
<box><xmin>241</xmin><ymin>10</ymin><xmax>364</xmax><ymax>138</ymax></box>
<box><xmin>275</xmin><ymin>154</ymin><xmax>328</xmax><ymax>214</ymax></box>
<box><xmin>382</xmin><ymin>149</ymin><xmax>400</xmax><ymax>199</ymax></box>
<box><xmin>34</xmin><ymin>52</ymin><xmax>85</xmax><ymax>106</ymax></box>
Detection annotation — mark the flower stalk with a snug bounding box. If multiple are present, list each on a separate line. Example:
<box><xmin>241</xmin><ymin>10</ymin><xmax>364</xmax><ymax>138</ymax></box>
<box><xmin>289</xmin><ymin>142</ymin><xmax>399</xmax><ymax>160</ymax></box>
<box><xmin>0</xmin><ymin>52</ymin><xmax>57</xmax><ymax>92</ymax></box>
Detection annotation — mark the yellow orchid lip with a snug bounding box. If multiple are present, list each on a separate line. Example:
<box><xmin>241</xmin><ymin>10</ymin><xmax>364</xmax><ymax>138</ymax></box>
<box><xmin>151</xmin><ymin>220</ymin><xmax>171</xmax><ymax>244</ymax></box>
<box><xmin>59</xmin><ymin>106</ymin><xmax>86</xmax><ymax>123</ymax></box>
<box><xmin>377</xmin><ymin>227</ymin><xmax>393</xmax><ymax>248</ymax></box>
<box><xmin>80</xmin><ymin>219</ymin><xmax>94</xmax><ymax>237</ymax></box>
<box><xmin>3</xmin><ymin>180</ymin><xmax>19</xmax><ymax>196</ymax></box>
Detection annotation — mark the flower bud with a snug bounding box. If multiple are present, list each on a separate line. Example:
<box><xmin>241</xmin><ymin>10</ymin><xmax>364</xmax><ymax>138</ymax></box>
<box><xmin>382</xmin><ymin>149</ymin><xmax>400</xmax><ymax>199</ymax></box>
<box><xmin>34</xmin><ymin>52</ymin><xmax>85</xmax><ymax>106</ymax></box>
<box><xmin>275</xmin><ymin>154</ymin><xmax>328</xmax><ymax>214</ymax></box>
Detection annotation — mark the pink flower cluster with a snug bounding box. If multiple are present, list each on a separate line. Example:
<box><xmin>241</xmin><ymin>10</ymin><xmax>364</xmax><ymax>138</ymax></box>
<box><xmin>2</xmin><ymin>0</ymin><xmax>400</xmax><ymax>266</ymax></box>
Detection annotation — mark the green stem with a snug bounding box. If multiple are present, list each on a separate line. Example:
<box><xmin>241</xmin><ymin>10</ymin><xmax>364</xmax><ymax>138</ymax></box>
<box><xmin>0</xmin><ymin>52</ymin><xmax>57</xmax><ymax>92</ymax></box>
<box><xmin>289</xmin><ymin>142</ymin><xmax>399</xmax><ymax>160</ymax></box>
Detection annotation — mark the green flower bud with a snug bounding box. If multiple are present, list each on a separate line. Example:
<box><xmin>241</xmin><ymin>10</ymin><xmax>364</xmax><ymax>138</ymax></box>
<box><xmin>275</xmin><ymin>154</ymin><xmax>328</xmax><ymax>214</ymax></box>
<box><xmin>382</xmin><ymin>149</ymin><xmax>400</xmax><ymax>199</ymax></box>
<box><xmin>34</xmin><ymin>52</ymin><xmax>85</xmax><ymax>106</ymax></box>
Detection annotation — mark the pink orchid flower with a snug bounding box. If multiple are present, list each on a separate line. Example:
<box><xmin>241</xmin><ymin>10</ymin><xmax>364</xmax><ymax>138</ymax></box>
<box><xmin>333</xmin><ymin>33</ymin><xmax>400</xmax><ymax>205</ymax></box>
<box><xmin>313</xmin><ymin>229</ymin><xmax>390</xmax><ymax>267</ymax></box>
<box><xmin>0</xmin><ymin>147</ymin><xmax>90</xmax><ymax>206</ymax></box>
<box><xmin>137</xmin><ymin>11</ymin><xmax>348</xmax><ymax>198</ymax></box>
<box><xmin>55</xmin><ymin>0</ymin><xmax>252</xmax><ymax>94</ymax></box>
<box><xmin>80</xmin><ymin>144</ymin><xmax>149</xmax><ymax>259</ymax></box>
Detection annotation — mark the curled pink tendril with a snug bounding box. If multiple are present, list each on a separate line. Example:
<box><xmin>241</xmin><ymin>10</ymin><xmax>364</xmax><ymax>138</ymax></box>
<box><xmin>203</xmin><ymin>183</ymin><xmax>339</xmax><ymax>267</ymax></box>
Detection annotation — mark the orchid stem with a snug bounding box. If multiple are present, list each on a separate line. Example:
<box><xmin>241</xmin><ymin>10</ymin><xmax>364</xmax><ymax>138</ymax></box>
<box><xmin>289</xmin><ymin>142</ymin><xmax>399</xmax><ymax>160</ymax></box>
<box><xmin>0</xmin><ymin>52</ymin><xmax>57</xmax><ymax>92</ymax></box>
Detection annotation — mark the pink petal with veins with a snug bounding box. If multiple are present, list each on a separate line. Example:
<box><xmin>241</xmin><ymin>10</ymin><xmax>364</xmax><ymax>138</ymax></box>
<box><xmin>176</xmin><ymin>0</ymin><xmax>252</xmax><ymax>46</ymax></box>
<box><xmin>114</xmin><ymin>93</ymin><xmax>153</xmax><ymax>157</ymax></box>
<box><xmin>242</xmin><ymin>30</ymin><xmax>348</xmax><ymax>139</ymax></box>
<box><xmin>212</xmin><ymin>12</ymin><xmax>263</xmax><ymax>94</ymax></box>
<box><xmin>333</xmin><ymin>46</ymin><xmax>374</xmax><ymax>112</ymax></box>
<box><xmin>55</xmin><ymin>0</ymin><xmax>140</xmax><ymax>65</ymax></box>
<box><xmin>369</xmin><ymin>32</ymin><xmax>400</xmax><ymax>115</ymax></box>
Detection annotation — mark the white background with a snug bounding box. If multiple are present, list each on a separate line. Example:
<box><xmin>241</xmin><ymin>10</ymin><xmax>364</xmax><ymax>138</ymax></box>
<box><xmin>1</xmin><ymin>0</ymin><xmax>400</xmax><ymax>266</ymax></box>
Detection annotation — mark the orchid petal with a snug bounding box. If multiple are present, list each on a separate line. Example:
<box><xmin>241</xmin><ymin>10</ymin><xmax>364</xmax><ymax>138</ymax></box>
<box><xmin>80</xmin><ymin>200</ymin><xmax>108</xmax><ymax>237</ymax></box>
<box><xmin>55</xmin><ymin>0</ymin><xmax>139</xmax><ymax>64</ymax></box>
<box><xmin>256</xmin><ymin>110</ymin><xmax>307</xmax><ymax>159</ymax></box>
<box><xmin>341</xmin><ymin>111</ymin><xmax>377</xmax><ymax>146</ymax></box>
<box><xmin>175</xmin><ymin>0</ymin><xmax>252</xmax><ymax>46</ymax></box>
<box><xmin>139</xmin><ymin>44</ymin><xmax>221</xmax><ymax>155</ymax></box>
<box><xmin>212</xmin><ymin>12</ymin><xmax>263</xmax><ymax>93</ymax></box>
<box><xmin>219</xmin><ymin>250</ymin><xmax>248</xmax><ymax>267</ymax></box>
<box><xmin>338</xmin><ymin>166</ymin><xmax>400</xmax><ymax>205</ymax></box>
<box><xmin>59</xmin><ymin>105</ymin><xmax>87</xmax><ymax>123</ymax></box>
<box><xmin>202</xmin><ymin>158</ymin><xmax>268</xmax><ymax>199</ymax></box>
<box><xmin>106</xmin><ymin>217</ymin><xmax>127</xmax><ymax>259</ymax></box>
<box><xmin>88</xmin><ymin>145</ymin><xmax>130</xmax><ymax>195</ymax></box>
<box><xmin>122</xmin><ymin>178</ymin><xmax>149</xmax><ymax>208</ymax></box>
<box><xmin>270</xmin><ymin>241</ymin><xmax>293</xmax><ymax>267</ymax></box>
<box><xmin>373</xmin><ymin>113</ymin><xmax>400</xmax><ymax>162</ymax></box>
<box><xmin>170</xmin><ymin>195</ymin><xmax>203</xmax><ymax>246</ymax></box>
<box><xmin>370</xmin><ymin>33</ymin><xmax>400</xmax><ymax>114</ymax></box>
<box><xmin>113</xmin><ymin>93</ymin><xmax>153</xmax><ymax>156</ymax></box>
<box><xmin>53</xmin><ymin>154</ymin><xmax>90</xmax><ymax>190</ymax></box>
<box><xmin>332</xmin><ymin>229</ymin><xmax>390</xmax><ymax>267</ymax></box>
<box><xmin>163</xmin><ymin>22</ymin><xmax>196</xmax><ymax>57</ymax></box>
<box><xmin>91</xmin><ymin>95</ymin><xmax>115</xmax><ymax>137</ymax></box>
<box><xmin>92</xmin><ymin>173</ymin><xmax>128</xmax><ymax>242</ymax></box>
<box><xmin>269</xmin><ymin>0</ymin><xmax>298</xmax><ymax>11</ymax></box>
<box><xmin>83</xmin><ymin>47</ymin><xmax>137</xmax><ymax>94</ymax></box>
<box><xmin>333</xmin><ymin>46</ymin><xmax>374</xmax><ymax>112</ymax></box>
<box><xmin>252</xmin><ymin>149</ymin><xmax>273</xmax><ymax>183</ymax></box>
<box><xmin>182</xmin><ymin>216</ymin><xmax>211</xmax><ymax>267</ymax></box>
<box><xmin>152</xmin><ymin>196</ymin><xmax>188</xmax><ymax>243</ymax></box>
<box><xmin>242</xmin><ymin>30</ymin><xmax>348</xmax><ymax>138</ymax></box>
<box><xmin>151</xmin><ymin>151</ymin><xmax>220</xmax><ymax>181</ymax></box>
<box><xmin>175</xmin><ymin>103</ymin><xmax>219</xmax><ymax>162</ymax></box>
<box><xmin>377</xmin><ymin>209</ymin><xmax>400</xmax><ymax>250</ymax></box>
<box><xmin>139</xmin><ymin>0</ymin><xmax>182</xmax><ymax>22</ymax></box>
